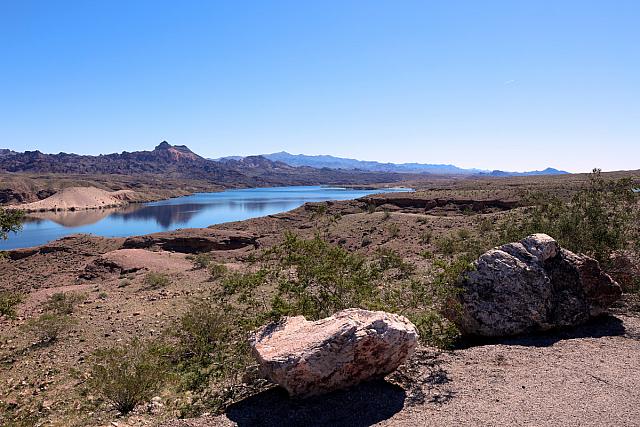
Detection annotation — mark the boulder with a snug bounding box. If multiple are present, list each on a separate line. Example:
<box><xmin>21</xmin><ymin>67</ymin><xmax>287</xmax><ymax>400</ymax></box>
<box><xmin>453</xmin><ymin>233</ymin><xmax>622</xmax><ymax>337</ymax></box>
<box><xmin>249</xmin><ymin>308</ymin><xmax>418</xmax><ymax>397</ymax></box>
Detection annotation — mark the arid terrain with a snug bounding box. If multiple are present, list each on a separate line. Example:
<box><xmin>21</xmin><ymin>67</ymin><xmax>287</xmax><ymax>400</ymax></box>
<box><xmin>1</xmin><ymin>170</ymin><xmax>639</xmax><ymax>427</ymax></box>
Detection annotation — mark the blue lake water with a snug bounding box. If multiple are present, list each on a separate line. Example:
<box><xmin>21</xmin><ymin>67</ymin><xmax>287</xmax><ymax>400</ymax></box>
<box><xmin>1</xmin><ymin>186</ymin><xmax>412</xmax><ymax>250</ymax></box>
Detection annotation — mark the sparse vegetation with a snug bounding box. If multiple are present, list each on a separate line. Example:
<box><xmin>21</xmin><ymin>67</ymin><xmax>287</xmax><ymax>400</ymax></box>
<box><xmin>90</xmin><ymin>339</ymin><xmax>168</xmax><ymax>415</ymax></box>
<box><xmin>143</xmin><ymin>272</ymin><xmax>171</xmax><ymax>289</ymax></box>
<box><xmin>208</xmin><ymin>262</ymin><xmax>228</xmax><ymax>280</ymax></box>
<box><xmin>500</xmin><ymin>169</ymin><xmax>640</xmax><ymax>266</ymax></box>
<box><xmin>25</xmin><ymin>313</ymin><xmax>75</xmax><ymax>343</ymax></box>
<box><xmin>44</xmin><ymin>292</ymin><xmax>85</xmax><ymax>315</ymax></box>
<box><xmin>188</xmin><ymin>253</ymin><xmax>213</xmax><ymax>269</ymax></box>
<box><xmin>0</xmin><ymin>291</ymin><xmax>23</xmax><ymax>319</ymax></box>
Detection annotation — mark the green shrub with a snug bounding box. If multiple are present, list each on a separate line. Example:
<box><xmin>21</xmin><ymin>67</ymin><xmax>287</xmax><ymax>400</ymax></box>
<box><xmin>44</xmin><ymin>292</ymin><xmax>85</xmax><ymax>315</ymax></box>
<box><xmin>0</xmin><ymin>291</ymin><xmax>23</xmax><ymax>319</ymax></box>
<box><xmin>25</xmin><ymin>313</ymin><xmax>74</xmax><ymax>343</ymax></box>
<box><xmin>90</xmin><ymin>339</ymin><xmax>168</xmax><ymax>414</ymax></box>
<box><xmin>188</xmin><ymin>253</ymin><xmax>213</xmax><ymax>269</ymax></box>
<box><xmin>263</xmin><ymin>233</ymin><xmax>382</xmax><ymax>320</ymax></box>
<box><xmin>434</xmin><ymin>235</ymin><xmax>457</xmax><ymax>255</ymax></box>
<box><xmin>500</xmin><ymin>169</ymin><xmax>640</xmax><ymax>265</ymax></box>
<box><xmin>208</xmin><ymin>263</ymin><xmax>229</xmax><ymax>280</ymax></box>
<box><xmin>419</xmin><ymin>230</ymin><xmax>433</xmax><ymax>244</ymax></box>
<box><xmin>409</xmin><ymin>311</ymin><xmax>460</xmax><ymax>349</ymax></box>
<box><xmin>386</xmin><ymin>223</ymin><xmax>400</xmax><ymax>238</ymax></box>
<box><xmin>143</xmin><ymin>272</ymin><xmax>171</xmax><ymax>289</ymax></box>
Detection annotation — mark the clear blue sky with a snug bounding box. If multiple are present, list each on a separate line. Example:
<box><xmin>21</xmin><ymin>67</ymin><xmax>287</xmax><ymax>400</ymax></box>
<box><xmin>1</xmin><ymin>1</ymin><xmax>638</xmax><ymax>172</ymax></box>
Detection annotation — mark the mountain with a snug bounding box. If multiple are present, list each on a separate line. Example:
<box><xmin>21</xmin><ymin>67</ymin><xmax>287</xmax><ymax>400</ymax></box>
<box><xmin>217</xmin><ymin>151</ymin><xmax>568</xmax><ymax>176</ymax></box>
<box><xmin>481</xmin><ymin>168</ymin><xmax>569</xmax><ymax>177</ymax></box>
<box><xmin>0</xmin><ymin>142</ymin><xmax>408</xmax><ymax>187</ymax></box>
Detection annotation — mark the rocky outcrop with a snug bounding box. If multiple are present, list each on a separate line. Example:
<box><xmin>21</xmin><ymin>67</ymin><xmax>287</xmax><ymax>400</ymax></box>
<box><xmin>83</xmin><ymin>248</ymin><xmax>193</xmax><ymax>278</ymax></box>
<box><xmin>249</xmin><ymin>309</ymin><xmax>418</xmax><ymax>398</ymax></box>
<box><xmin>122</xmin><ymin>228</ymin><xmax>258</xmax><ymax>253</ymax></box>
<box><xmin>453</xmin><ymin>234</ymin><xmax>622</xmax><ymax>337</ymax></box>
<box><xmin>360</xmin><ymin>196</ymin><xmax>518</xmax><ymax>214</ymax></box>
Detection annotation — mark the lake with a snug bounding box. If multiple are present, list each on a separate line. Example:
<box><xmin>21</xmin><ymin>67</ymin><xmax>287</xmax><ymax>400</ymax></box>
<box><xmin>1</xmin><ymin>186</ymin><xmax>412</xmax><ymax>250</ymax></box>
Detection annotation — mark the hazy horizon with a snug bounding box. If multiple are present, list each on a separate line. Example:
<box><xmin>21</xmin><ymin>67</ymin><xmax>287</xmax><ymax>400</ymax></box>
<box><xmin>2</xmin><ymin>1</ymin><xmax>638</xmax><ymax>173</ymax></box>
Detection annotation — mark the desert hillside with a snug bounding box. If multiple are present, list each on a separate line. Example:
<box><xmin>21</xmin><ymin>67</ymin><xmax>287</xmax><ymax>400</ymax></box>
<box><xmin>0</xmin><ymin>171</ymin><xmax>638</xmax><ymax>426</ymax></box>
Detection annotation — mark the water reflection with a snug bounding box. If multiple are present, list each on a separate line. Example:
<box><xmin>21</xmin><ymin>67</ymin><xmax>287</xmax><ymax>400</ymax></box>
<box><xmin>3</xmin><ymin>186</ymin><xmax>412</xmax><ymax>250</ymax></box>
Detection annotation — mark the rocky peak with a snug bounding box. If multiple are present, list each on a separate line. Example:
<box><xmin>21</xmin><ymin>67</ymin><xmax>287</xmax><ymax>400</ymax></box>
<box><xmin>154</xmin><ymin>141</ymin><xmax>172</xmax><ymax>150</ymax></box>
<box><xmin>152</xmin><ymin>141</ymin><xmax>201</xmax><ymax>161</ymax></box>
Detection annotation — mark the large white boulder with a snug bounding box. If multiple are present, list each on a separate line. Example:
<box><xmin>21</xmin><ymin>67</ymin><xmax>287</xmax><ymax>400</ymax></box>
<box><xmin>249</xmin><ymin>308</ymin><xmax>418</xmax><ymax>397</ymax></box>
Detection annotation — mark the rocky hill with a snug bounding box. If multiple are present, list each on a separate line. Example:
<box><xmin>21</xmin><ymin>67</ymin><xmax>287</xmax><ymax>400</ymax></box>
<box><xmin>0</xmin><ymin>142</ymin><xmax>407</xmax><ymax>188</ymax></box>
<box><xmin>217</xmin><ymin>151</ymin><xmax>569</xmax><ymax>176</ymax></box>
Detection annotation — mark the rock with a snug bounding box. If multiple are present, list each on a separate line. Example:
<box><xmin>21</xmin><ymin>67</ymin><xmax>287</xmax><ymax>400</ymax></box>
<box><xmin>453</xmin><ymin>233</ymin><xmax>622</xmax><ymax>337</ymax></box>
<box><xmin>249</xmin><ymin>308</ymin><xmax>418</xmax><ymax>398</ymax></box>
<box><xmin>122</xmin><ymin>228</ymin><xmax>258</xmax><ymax>253</ymax></box>
<box><xmin>82</xmin><ymin>248</ymin><xmax>193</xmax><ymax>278</ymax></box>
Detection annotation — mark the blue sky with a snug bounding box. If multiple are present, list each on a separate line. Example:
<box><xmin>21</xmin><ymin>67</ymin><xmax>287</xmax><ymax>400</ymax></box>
<box><xmin>1</xmin><ymin>1</ymin><xmax>638</xmax><ymax>172</ymax></box>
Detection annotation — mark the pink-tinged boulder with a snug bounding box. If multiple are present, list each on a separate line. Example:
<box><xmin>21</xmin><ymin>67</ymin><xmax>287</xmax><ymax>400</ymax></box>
<box><xmin>249</xmin><ymin>309</ymin><xmax>418</xmax><ymax>398</ymax></box>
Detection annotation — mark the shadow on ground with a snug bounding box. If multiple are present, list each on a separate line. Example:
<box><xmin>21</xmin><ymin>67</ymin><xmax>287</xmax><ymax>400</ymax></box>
<box><xmin>460</xmin><ymin>314</ymin><xmax>626</xmax><ymax>349</ymax></box>
<box><xmin>226</xmin><ymin>380</ymin><xmax>406</xmax><ymax>427</ymax></box>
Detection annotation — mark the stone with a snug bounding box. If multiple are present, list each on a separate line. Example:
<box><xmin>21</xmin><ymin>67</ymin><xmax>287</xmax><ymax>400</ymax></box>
<box><xmin>453</xmin><ymin>233</ymin><xmax>622</xmax><ymax>337</ymax></box>
<box><xmin>249</xmin><ymin>308</ymin><xmax>418</xmax><ymax>397</ymax></box>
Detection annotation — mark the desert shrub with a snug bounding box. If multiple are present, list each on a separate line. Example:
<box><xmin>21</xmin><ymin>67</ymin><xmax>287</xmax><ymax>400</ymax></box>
<box><xmin>208</xmin><ymin>263</ymin><xmax>229</xmax><ymax>280</ymax></box>
<box><xmin>434</xmin><ymin>235</ymin><xmax>457</xmax><ymax>255</ymax></box>
<box><xmin>409</xmin><ymin>311</ymin><xmax>459</xmax><ymax>349</ymax></box>
<box><xmin>172</xmin><ymin>301</ymin><xmax>252</xmax><ymax>390</ymax></box>
<box><xmin>188</xmin><ymin>253</ymin><xmax>213</xmax><ymax>269</ymax></box>
<box><xmin>366</xmin><ymin>203</ymin><xmax>377</xmax><ymax>214</ymax></box>
<box><xmin>419</xmin><ymin>230</ymin><xmax>433</xmax><ymax>244</ymax></box>
<box><xmin>500</xmin><ymin>169</ymin><xmax>640</xmax><ymax>265</ymax></box>
<box><xmin>44</xmin><ymin>292</ymin><xmax>85</xmax><ymax>315</ymax></box>
<box><xmin>382</xmin><ymin>210</ymin><xmax>391</xmax><ymax>220</ymax></box>
<box><xmin>0</xmin><ymin>291</ymin><xmax>23</xmax><ymax>319</ymax></box>
<box><xmin>374</xmin><ymin>247</ymin><xmax>415</xmax><ymax>279</ymax></box>
<box><xmin>416</xmin><ymin>216</ymin><xmax>429</xmax><ymax>225</ymax></box>
<box><xmin>143</xmin><ymin>272</ymin><xmax>171</xmax><ymax>289</ymax></box>
<box><xmin>457</xmin><ymin>228</ymin><xmax>471</xmax><ymax>240</ymax></box>
<box><xmin>386</xmin><ymin>223</ymin><xmax>400</xmax><ymax>238</ymax></box>
<box><xmin>90</xmin><ymin>339</ymin><xmax>168</xmax><ymax>414</ymax></box>
<box><xmin>25</xmin><ymin>313</ymin><xmax>74</xmax><ymax>343</ymax></box>
<box><xmin>263</xmin><ymin>233</ymin><xmax>382</xmax><ymax>320</ymax></box>
<box><xmin>479</xmin><ymin>217</ymin><xmax>494</xmax><ymax>233</ymax></box>
<box><xmin>0</xmin><ymin>209</ymin><xmax>24</xmax><ymax>240</ymax></box>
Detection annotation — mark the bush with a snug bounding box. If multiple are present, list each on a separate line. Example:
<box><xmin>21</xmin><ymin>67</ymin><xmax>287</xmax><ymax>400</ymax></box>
<box><xmin>500</xmin><ymin>169</ymin><xmax>640</xmax><ymax>265</ymax></box>
<box><xmin>90</xmin><ymin>339</ymin><xmax>167</xmax><ymax>414</ymax></box>
<box><xmin>25</xmin><ymin>313</ymin><xmax>74</xmax><ymax>343</ymax></box>
<box><xmin>208</xmin><ymin>263</ymin><xmax>228</xmax><ymax>280</ymax></box>
<box><xmin>188</xmin><ymin>253</ymin><xmax>213</xmax><ymax>269</ymax></box>
<box><xmin>0</xmin><ymin>291</ymin><xmax>23</xmax><ymax>319</ymax></box>
<box><xmin>386</xmin><ymin>223</ymin><xmax>400</xmax><ymax>238</ymax></box>
<box><xmin>264</xmin><ymin>233</ymin><xmax>382</xmax><ymax>320</ymax></box>
<box><xmin>143</xmin><ymin>272</ymin><xmax>171</xmax><ymax>289</ymax></box>
<box><xmin>44</xmin><ymin>292</ymin><xmax>85</xmax><ymax>315</ymax></box>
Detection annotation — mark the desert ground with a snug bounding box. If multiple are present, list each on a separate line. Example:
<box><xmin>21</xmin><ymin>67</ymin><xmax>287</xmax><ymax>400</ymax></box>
<box><xmin>1</xmin><ymin>171</ymin><xmax>639</xmax><ymax>426</ymax></box>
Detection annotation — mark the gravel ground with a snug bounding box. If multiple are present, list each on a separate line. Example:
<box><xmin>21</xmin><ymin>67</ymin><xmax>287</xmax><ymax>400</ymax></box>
<box><xmin>164</xmin><ymin>315</ymin><xmax>640</xmax><ymax>427</ymax></box>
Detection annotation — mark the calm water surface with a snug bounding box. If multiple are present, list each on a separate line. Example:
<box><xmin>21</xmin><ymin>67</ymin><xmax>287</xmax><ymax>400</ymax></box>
<box><xmin>1</xmin><ymin>186</ymin><xmax>412</xmax><ymax>250</ymax></box>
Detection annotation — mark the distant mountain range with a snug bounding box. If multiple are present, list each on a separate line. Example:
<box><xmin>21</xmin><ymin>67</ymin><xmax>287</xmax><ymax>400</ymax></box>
<box><xmin>216</xmin><ymin>151</ymin><xmax>569</xmax><ymax>176</ymax></box>
<box><xmin>0</xmin><ymin>144</ymin><xmax>569</xmax><ymax>189</ymax></box>
<box><xmin>0</xmin><ymin>142</ymin><xmax>406</xmax><ymax>187</ymax></box>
